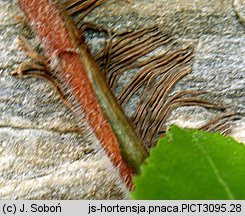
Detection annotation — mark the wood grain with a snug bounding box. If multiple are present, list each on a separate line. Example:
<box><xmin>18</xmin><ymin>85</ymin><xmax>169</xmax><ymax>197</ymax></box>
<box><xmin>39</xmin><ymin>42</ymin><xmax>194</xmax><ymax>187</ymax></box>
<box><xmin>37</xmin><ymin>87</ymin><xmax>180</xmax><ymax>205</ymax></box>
<box><xmin>0</xmin><ymin>0</ymin><xmax>244</xmax><ymax>199</ymax></box>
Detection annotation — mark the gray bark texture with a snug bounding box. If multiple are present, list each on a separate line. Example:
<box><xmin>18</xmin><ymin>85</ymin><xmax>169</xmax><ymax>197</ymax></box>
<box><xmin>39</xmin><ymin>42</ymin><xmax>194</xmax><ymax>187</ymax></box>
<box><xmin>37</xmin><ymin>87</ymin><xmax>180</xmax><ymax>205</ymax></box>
<box><xmin>0</xmin><ymin>0</ymin><xmax>244</xmax><ymax>199</ymax></box>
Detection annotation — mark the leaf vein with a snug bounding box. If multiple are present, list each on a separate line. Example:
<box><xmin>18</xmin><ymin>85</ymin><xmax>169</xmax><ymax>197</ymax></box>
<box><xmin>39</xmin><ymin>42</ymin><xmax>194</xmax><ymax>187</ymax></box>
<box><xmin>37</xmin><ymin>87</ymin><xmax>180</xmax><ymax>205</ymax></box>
<box><xmin>194</xmin><ymin>135</ymin><xmax>235</xmax><ymax>199</ymax></box>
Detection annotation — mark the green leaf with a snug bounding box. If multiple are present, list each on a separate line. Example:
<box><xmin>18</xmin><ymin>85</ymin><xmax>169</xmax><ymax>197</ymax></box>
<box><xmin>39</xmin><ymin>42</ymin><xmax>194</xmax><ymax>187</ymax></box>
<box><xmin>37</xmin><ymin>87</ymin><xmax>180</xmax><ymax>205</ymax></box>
<box><xmin>130</xmin><ymin>125</ymin><xmax>245</xmax><ymax>200</ymax></box>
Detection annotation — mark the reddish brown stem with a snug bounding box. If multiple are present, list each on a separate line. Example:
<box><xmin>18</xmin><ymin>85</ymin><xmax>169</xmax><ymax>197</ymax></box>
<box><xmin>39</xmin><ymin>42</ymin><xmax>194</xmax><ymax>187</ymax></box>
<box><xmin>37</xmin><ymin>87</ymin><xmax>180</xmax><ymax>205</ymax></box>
<box><xmin>18</xmin><ymin>0</ymin><xmax>148</xmax><ymax>189</ymax></box>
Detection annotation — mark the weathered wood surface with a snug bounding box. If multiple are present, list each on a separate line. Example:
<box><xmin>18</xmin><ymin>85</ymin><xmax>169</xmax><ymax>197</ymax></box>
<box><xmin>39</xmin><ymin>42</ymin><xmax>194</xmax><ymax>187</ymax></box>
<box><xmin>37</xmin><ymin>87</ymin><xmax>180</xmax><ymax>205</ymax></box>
<box><xmin>0</xmin><ymin>0</ymin><xmax>244</xmax><ymax>199</ymax></box>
